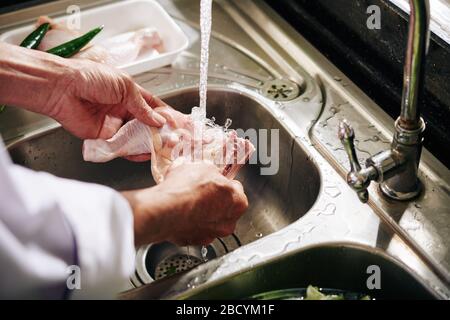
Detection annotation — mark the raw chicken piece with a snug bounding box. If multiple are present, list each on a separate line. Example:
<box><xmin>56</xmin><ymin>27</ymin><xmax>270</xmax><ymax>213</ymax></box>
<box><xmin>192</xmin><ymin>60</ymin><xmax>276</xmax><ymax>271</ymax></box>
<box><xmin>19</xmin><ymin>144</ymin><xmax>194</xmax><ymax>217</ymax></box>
<box><xmin>83</xmin><ymin>106</ymin><xmax>255</xmax><ymax>183</ymax></box>
<box><xmin>36</xmin><ymin>16</ymin><xmax>79</xmax><ymax>51</ymax></box>
<box><xmin>75</xmin><ymin>28</ymin><xmax>163</xmax><ymax>66</ymax></box>
<box><xmin>35</xmin><ymin>16</ymin><xmax>163</xmax><ymax>66</ymax></box>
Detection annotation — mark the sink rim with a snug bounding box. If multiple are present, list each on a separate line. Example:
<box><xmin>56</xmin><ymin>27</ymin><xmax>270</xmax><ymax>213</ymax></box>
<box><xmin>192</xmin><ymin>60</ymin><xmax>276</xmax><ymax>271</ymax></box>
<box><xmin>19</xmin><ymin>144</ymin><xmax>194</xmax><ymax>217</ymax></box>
<box><xmin>174</xmin><ymin>241</ymin><xmax>440</xmax><ymax>300</ymax></box>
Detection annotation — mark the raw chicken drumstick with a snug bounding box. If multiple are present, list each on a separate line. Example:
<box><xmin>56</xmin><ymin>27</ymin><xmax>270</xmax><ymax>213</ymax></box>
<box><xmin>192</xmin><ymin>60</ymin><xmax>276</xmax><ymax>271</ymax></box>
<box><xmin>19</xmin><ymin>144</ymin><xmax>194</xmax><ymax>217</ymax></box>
<box><xmin>83</xmin><ymin>106</ymin><xmax>256</xmax><ymax>183</ymax></box>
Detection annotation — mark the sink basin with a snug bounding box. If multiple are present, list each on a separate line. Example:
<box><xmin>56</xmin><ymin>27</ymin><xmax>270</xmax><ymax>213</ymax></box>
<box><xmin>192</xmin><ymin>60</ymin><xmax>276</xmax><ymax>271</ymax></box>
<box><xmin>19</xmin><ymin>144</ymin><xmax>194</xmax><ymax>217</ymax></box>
<box><xmin>175</xmin><ymin>243</ymin><xmax>437</xmax><ymax>300</ymax></box>
<box><xmin>8</xmin><ymin>88</ymin><xmax>321</xmax><ymax>284</ymax></box>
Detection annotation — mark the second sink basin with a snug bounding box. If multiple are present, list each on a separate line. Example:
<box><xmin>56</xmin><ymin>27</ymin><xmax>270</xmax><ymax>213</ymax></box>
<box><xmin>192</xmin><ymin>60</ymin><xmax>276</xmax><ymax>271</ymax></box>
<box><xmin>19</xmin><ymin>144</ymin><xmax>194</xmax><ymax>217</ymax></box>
<box><xmin>8</xmin><ymin>88</ymin><xmax>321</xmax><ymax>284</ymax></box>
<box><xmin>176</xmin><ymin>243</ymin><xmax>437</xmax><ymax>300</ymax></box>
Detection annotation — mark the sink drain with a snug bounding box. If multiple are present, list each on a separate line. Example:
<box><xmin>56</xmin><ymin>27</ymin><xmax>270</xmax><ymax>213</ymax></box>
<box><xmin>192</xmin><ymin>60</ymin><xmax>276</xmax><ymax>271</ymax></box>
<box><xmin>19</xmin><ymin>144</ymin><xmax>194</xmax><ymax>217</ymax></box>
<box><xmin>132</xmin><ymin>235</ymin><xmax>241</xmax><ymax>286</ymax></box>
<box><xmin>154</xmin><ymin>254</ymin><xmax>203</xmax><ymax>280</ymax></box>
<box><xmin>261</xmin><ymin>79</ymin><xmax>300</xmax><ymax>101</ymax></box>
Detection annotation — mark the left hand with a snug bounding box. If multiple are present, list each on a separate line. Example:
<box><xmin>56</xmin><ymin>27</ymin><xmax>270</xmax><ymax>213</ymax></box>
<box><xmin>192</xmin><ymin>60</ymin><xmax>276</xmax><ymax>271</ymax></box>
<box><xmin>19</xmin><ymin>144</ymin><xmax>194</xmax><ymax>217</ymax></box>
<box><xmin>48</xmin><ymin>58</ymin><xmax>167</xmax><ymax>140</ymax></box>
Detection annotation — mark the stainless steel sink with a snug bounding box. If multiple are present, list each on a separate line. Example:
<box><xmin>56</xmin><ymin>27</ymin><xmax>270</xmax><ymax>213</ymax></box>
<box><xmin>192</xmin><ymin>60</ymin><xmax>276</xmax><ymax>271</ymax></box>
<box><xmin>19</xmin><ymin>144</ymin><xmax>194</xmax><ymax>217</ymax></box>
<box><xmin>8</xmin><ymin>88</ymin><xmax>321</xmax><ymax>285</ymax></box>
<box><xmin>170</xmin><ymin>243</ymin><xmax>438</xmax><ymax>300</ymax></box>
<box><xmin>2</xmin><ymin>0</ymin><xmax>449</xmax><ymax>299</ymax></box>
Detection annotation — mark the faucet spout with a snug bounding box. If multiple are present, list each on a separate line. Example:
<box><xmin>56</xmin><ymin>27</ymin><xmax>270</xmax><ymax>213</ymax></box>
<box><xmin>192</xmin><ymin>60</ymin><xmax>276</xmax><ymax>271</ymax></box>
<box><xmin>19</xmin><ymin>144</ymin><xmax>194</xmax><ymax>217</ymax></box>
<box><xmin>400</xmin><ymin>0</ymin><xmax>430</xmax><ymax>130</ymax></box>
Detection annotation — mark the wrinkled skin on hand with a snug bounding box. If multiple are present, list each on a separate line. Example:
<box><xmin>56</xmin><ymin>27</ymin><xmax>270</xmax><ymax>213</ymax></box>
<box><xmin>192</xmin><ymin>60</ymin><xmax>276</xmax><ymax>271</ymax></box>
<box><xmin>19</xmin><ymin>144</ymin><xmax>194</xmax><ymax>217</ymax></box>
<box><xmin>49</xmin><ymin>59</ymin><xmax>167</xmax><ymax>140</ymax></box>
<box><xmin>123</xmin><ymin>162</ymin><xmax>249</xmax><ymax>246</ymax></box>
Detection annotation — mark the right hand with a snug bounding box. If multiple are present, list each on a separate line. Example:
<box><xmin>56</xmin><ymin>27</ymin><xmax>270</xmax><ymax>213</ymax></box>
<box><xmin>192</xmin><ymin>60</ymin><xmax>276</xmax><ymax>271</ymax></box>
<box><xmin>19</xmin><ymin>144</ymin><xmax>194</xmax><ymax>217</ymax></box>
<box><xmin>122</xmin><ymin>162</ymin><xmax>249</xmax><ymax>246</ymax></box>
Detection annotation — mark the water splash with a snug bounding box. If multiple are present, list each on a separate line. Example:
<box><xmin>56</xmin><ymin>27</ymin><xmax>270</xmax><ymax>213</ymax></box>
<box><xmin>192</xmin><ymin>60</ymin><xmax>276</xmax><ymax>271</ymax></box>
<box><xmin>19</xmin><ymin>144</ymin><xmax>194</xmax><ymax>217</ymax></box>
<box><xmin>329</xmin><ymin>106</ymin><xmax>339</xmax><ymax>115</ymax></box>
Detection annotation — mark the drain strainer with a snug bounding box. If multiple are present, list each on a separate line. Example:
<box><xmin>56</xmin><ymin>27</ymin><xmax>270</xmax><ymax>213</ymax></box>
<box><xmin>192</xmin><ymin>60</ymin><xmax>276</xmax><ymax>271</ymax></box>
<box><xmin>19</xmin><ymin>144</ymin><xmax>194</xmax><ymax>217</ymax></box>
<box><xmin>154</xmin><ymin>254</ymin><xmax>203</xmax><ymax>280</ymax></box>
<box><xmin>261</xmin><ymin>79</ymin><xmax>300</xmax><ymax>101</ymax></box>
<box><xmin>132</xmin><ymin>235</ymin><xmax>242</xmax><ymax>286</ymax></box>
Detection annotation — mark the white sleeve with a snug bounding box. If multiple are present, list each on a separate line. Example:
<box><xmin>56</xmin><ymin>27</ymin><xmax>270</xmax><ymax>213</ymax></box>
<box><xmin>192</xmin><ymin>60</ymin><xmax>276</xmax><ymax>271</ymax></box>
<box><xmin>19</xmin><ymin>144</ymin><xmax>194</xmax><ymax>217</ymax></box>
<box><xmin>0</xmin><ymin>144</ymin><xmax>135</xmax><ymax>299</ymax></box>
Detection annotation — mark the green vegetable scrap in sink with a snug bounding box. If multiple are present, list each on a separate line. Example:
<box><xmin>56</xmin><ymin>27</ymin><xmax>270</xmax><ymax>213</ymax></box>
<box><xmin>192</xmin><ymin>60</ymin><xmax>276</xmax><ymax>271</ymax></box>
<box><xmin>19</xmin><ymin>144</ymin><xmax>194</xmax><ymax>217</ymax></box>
<box><xmin>249</xmin><ymin>285</ymin><xmax>371</xmax><ymax>300</ymax></box>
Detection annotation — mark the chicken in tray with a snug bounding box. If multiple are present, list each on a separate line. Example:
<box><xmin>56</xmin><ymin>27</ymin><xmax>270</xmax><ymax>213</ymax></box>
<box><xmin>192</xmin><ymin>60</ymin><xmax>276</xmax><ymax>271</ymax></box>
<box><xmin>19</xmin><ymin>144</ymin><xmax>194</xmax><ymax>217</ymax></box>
<box><xmin>35</xmin><ymin>16</ymin><xmax>163</xmax><ymax>66</ymax></box>
<box><xmin>83</xmin><ymin>106</ymin><xmax>256</xmax><ymax>183</ymax></box>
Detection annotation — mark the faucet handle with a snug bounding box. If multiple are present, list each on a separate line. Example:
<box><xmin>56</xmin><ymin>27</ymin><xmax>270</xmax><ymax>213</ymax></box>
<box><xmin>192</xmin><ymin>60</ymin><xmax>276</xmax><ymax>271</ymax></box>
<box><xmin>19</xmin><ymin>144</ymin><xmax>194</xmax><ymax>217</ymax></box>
<box><xmin>338</xmin><ymin>120</ymin><xmax>370</xmax><ymax>203</ymax></box>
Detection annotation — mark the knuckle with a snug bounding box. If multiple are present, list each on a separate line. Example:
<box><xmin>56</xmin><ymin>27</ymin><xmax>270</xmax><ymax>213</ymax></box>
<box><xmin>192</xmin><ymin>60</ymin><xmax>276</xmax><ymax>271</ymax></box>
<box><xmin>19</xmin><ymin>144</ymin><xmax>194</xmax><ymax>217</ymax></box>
<box><xmin>119</xmin><ymin>71</ymin><xmax>133</xmax><ymax>84</ymax></box>
<box><xmin>145</xmin><ymin>92</ymin><xmax>157</xmax><ymax>107</ymax></box>
<box><xmin>238</xmin><ymin>194</ymin><xmax>249</xmax><ymax>210</ymax></box>
<box><xmin>119</xmin><ymin>73</ymin><xmax>137</xmax><ymax>98</ymax></box>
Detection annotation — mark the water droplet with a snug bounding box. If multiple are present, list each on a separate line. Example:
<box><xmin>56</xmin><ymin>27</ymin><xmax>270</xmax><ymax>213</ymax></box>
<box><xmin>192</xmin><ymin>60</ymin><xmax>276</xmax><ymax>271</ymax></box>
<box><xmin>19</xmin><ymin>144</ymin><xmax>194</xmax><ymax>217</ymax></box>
<box><xmin>302</xmin><ymin>97</ymin><xmax>310</xmax><ymax>102</ymax></box>
<box><xmin>276</xmin><ymin>102</ymin><xmax>286</xmax><ymax>110</ymax></box>
<box><xmin>324</xmin><ymin>186</ymin><xmax>342</xmax><ymax>198</ymax></box>
<box><xmin>201</xmin><ymin>246</ymin><xmax>208</xmax><ymax>262</ymax></box>
<box><xmin>317</xmin><ymin>203</ymin><xmax>337</xmax><ymax>216</ymax></box>
<box><xmin>255</xmin><ymin>232</ymin><xmax>263</xmax><ymax>238</ymax></box>
<box><xmin>329</xmin><ymin>107</ymin><xmax>338</xmax><ymax>114</ymax></box>
<box><xmin>414</xmin><ymin>203</ymin><xmax>422</xmax><ymax>209</ymax></box>
<box><xmin>372</xmin><ymin>136</ymin><xmax>380</xmax><ymax>142</ymax></box>
<box><xmin>186</xmin><ymin>246</ymin><xmax>192</xmax><ymax>265</ymax></box>
<box><xmin>334</xmin><ymin>76</ymin><xmax>342</xmax><ymax>82</ymax></box>
<box><xmin>224</xmin><ymin>118</ymin><xmax>232</xmax><ymax>129</ymax></box>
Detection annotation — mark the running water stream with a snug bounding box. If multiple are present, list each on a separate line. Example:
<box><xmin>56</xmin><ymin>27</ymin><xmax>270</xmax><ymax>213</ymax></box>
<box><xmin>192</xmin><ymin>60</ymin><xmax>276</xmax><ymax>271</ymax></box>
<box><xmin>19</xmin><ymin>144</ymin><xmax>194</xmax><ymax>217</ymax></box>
<box><xmin>199</xmin><ymin>0</ymin><xmax>212</xmax><ymax>117</ymax></box>
<box><xmin>198</xmin><ymin>0</ymin><xmax>213</xmax><ymax>263</ymax></box>
<box><xmin>192</xmin><ymin>0</ymin><xmax>212</xmax><ymax>121</ymax></box>
<box><xmin>188</xmin><ymin>0</ymin><xmax>213</xmax><ymax>263</ymax></box>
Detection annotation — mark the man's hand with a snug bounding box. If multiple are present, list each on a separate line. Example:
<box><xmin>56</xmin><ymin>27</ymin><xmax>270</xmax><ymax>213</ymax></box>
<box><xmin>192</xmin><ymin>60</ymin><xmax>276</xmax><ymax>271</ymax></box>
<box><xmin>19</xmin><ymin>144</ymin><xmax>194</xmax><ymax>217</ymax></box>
<box><xmin>122</xmin><ymin>162</ymin><xmax>249</xmax><ymax>246</ymax></box>
<box><xmin>49</xmin><ymin>59</ymin><xmax>167</xmax><ymax>139</ymax></box>
<box><xmin>0</xmin><ymin>42</ymin><xmax>166</xmax><ymax>140</ymax></box>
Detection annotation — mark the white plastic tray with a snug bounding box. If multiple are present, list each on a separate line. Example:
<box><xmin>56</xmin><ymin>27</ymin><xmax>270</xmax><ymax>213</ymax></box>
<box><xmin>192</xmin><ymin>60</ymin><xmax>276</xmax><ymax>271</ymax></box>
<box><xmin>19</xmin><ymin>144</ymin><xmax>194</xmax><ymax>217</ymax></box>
<box><xmin>0</xmin><ymin>0</ymin><xmax>189</xmax><ymax>76</ymax></box>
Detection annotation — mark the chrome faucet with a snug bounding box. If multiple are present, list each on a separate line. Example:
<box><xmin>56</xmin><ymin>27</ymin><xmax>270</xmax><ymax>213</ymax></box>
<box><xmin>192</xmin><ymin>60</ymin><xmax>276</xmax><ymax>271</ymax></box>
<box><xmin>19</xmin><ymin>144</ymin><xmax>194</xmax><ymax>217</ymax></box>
<box><xmin>338</xmin><ymin>0</ymin><xmax>430</xmax><ymax>203</ymax></box>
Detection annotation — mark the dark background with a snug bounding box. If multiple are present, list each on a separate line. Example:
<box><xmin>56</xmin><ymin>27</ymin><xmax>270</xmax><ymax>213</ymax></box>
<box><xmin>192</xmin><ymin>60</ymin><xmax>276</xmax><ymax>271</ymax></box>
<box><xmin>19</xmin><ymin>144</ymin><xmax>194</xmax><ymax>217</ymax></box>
<box><xmin>267</xmin><ymin>0</ymin><xmax>450</xmax><ymax>168</ymax></box>
<box><xmin>0</xmin><ymin>0</ymin><xmax>55</xmax><ymax>15</ymax></box>
<box><xmin>1</xmin><ymin>0</ymin><xmax>449</xmax><ymax>167</ymax></box>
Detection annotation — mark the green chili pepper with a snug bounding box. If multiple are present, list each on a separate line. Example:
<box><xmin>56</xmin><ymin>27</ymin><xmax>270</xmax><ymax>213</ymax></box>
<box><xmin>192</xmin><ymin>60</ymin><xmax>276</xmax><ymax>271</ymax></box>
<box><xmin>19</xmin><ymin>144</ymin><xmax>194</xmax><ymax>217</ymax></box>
<box><xmin>1</xmin><ymin>23</ymin><xmax>51</xmax><ymax>113</ymax></box>
<box><xmin>20</xmin><ymin>22</ymin><xmax>51</xmax><ymax>49</ymax></box>
<box><xmin>46</xmin><ymin>25</ymin><xmax>104</xmax><ymax>58</ymax></box>
<box><xmin>1</xmin><ymin>25</ymin><xmax>104</xmax><ymax>114</ymax></box>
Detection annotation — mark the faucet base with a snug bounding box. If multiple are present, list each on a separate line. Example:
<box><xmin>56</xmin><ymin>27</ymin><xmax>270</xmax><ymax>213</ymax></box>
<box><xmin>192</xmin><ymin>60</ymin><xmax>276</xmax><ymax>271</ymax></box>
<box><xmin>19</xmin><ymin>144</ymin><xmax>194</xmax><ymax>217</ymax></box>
<box><xmin>380</xmin><ymin>179</ymin><xmax>422</xmax><ymax>201</ymax></box>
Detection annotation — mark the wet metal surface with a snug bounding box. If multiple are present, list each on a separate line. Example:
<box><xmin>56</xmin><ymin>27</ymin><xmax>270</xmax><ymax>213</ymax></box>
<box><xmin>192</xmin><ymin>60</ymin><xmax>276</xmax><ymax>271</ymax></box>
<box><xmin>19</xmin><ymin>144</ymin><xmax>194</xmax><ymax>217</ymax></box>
<box><xmin>1</xmin><ymin>0</ymin><xmax>449</xmax><ymax>298</ymax></box>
